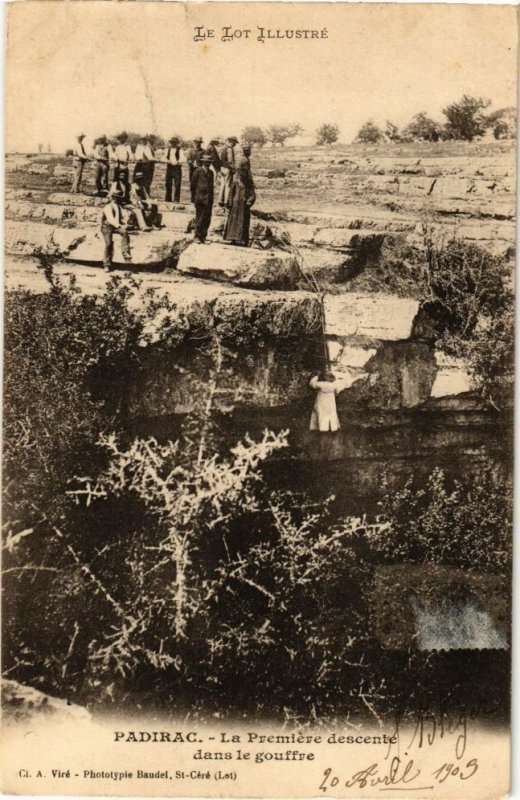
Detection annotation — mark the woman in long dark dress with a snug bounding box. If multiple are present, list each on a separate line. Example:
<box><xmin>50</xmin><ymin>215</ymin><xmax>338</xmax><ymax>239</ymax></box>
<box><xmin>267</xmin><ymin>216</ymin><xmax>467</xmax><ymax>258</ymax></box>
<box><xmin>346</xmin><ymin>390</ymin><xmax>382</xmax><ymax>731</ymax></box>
<box><xmin>223</xmin><ymin>144</ymin><xmax>256</xmax><ymax>246</ymax></box>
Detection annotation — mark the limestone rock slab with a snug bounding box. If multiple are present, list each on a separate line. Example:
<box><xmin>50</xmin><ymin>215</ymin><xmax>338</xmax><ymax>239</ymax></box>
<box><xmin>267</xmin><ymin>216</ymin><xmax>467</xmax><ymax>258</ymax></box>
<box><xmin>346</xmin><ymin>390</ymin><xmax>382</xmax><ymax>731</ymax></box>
<box><xmin>177</xmin><ymin>242</ymin><xmax>302</xmax><ymax>289</ymax></box>
<box><xmin>62</xmin><ymin>228</ymin><xmax>191</xmax><ymax>267</ymax></box>
<box><xmin>324</xmin><ymin>293</ymin><xmax>420</xmax><ymax>341</ymax></box>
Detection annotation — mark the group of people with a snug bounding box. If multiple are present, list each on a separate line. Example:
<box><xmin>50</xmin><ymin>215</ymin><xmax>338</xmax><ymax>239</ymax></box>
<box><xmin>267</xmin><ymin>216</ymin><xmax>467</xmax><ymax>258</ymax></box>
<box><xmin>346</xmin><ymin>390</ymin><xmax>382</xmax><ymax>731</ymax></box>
<box><xmin>71</xmin><ymin>132</ymin><xmax>256</xmax><ymax>269</ymax></box>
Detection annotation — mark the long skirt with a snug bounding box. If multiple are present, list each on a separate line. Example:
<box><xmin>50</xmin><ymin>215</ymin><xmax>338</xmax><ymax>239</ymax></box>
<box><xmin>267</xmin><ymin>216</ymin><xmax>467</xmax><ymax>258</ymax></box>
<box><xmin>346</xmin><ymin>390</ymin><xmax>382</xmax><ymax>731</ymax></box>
<box><xmin>223</xmin><ymin>182</ymin><xmax>251</xmax><ymax>245</ymax></box>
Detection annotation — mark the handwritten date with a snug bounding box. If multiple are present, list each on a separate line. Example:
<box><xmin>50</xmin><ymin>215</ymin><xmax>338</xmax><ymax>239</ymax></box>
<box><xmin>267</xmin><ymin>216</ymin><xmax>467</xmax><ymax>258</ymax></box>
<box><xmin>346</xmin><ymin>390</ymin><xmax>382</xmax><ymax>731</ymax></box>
<box><xmin>319</xmin><ymin>757</ymin><xmax>478</xmax><ymax>792</ymax></box>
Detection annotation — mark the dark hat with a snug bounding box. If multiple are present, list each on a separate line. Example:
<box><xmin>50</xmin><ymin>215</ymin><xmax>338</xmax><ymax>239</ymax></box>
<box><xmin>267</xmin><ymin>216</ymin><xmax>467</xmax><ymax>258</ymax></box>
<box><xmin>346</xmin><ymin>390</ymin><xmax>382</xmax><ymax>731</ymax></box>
<box><xmin>319</xmin><ymin>371</ymin><xmax>336</xmax><ymax>382</ymax></box>
<box><xmin>194</xmin><ymin>136</ymin><xmax>203</xmax><ymax>143</ymax></box>
<box><xmin>228</xmin><ymin>136</ymin><xmax>238</xmax><ymax>143</ymax></box>
<box><xmin>210</xmin><ymin>138</ymin><xmax>220</xmax><ymax>144</ymax></box>
<box><xmin>169</xmin><ymin>136</ymin><xmax>179</xmax><ymax>144</ymax></box>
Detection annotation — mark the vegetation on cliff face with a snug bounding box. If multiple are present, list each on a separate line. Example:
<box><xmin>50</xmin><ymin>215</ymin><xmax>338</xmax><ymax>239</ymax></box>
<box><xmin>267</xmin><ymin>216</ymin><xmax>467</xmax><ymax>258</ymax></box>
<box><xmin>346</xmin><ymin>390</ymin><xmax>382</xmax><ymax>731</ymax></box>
<box><xmin>2</xmin><ymin>261</ymin><xmax>512</xmax><ymax>721</ymax></box>
<box><xmin>367</xmin><ymin>467</ymin><xmax>512</xmax><ymax>576</ymax></box>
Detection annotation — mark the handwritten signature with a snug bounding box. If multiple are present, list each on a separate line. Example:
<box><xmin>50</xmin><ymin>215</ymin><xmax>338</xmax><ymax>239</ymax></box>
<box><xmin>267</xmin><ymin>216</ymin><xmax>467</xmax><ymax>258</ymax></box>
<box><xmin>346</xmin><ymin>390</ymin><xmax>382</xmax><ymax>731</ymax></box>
<box><xmin>319</xmin><ymin>757</ymin><xmax>479</xmax><ymax>792</ymax></box>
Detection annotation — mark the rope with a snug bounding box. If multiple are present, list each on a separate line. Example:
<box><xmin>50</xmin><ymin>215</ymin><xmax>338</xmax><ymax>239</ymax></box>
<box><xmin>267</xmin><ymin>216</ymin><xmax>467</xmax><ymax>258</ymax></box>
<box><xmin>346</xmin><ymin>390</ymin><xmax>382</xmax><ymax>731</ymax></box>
<box><xmin>293</xmin><ymin>245</ymin><xmax>330</xmax><ymax>371</ymax></box>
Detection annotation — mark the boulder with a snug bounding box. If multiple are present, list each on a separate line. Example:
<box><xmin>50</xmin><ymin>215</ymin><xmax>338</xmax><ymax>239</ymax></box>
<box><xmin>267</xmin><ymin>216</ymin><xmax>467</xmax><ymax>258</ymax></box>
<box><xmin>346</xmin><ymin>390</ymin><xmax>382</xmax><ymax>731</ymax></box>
<box><xmin>177</xmin><ymin>242</ymin><xmax>302</xmax><ymax>289</ymax></box>
<box><xmin>5</xmin><ymin>220</ymin><xmax>56</xmax><ymax>255</ymax></box>
<box><xmin>431</xmin><ymin>352</ymin><xmax>473</xmax><ymax>398</ymax></box>
<box><xmin>47</xmin><ymin>192</ymin><xmax>105</xmax><ymax>207</ymax></box>
<box><xmin>61</xmin><ymin>228</ymin><xmax>191</xmax><ymax>267</ymax></box>
<box><xmin>5</xmin><ymin>220</ymin><xmax>190</xmax><ymax>267</ymax></box>
<box><xmin>324</xmin><ymin>293</ymin><xmax>420</xmax><ymax>341</ymax></box>
<box><xmin>2</xmin><ymin>679</ymin><xmax>90</xmax><ymax>723</ymax></box>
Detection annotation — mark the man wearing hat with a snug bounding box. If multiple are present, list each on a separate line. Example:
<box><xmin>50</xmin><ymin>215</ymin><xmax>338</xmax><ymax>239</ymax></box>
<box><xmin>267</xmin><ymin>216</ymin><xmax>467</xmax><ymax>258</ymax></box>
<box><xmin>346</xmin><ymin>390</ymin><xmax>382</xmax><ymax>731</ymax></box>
<box><xmin>94</xmin><ymin>135</ymin><xmax>110</xmax><ymax>195</ymax></box>
<box><xmin>205</xmin><ymin>138</ymin><xmax>222</xmax><ymax>176</ymax></box>
<box><xmin>111</xmin><ymin>132</ymin><xmax>134</xmax><ymax>201</ymax></box>
<box><xmin>190</xmin><ymin>154</ymin><xmax>214</xmax><ymax>243</ymax></box>
<box><xmin>186</xmin><ymin>137</ymin><xmax>204</xmax><ymax>200</ymax></box>
<box><xmin>141</xmin><ymin>135</ymin><xmax>157</xmax><ymax>194</ymax></box>
<box><xmin>71</xmin><ymin>133</ymin><xmax>90</xmax><ymax>194</ymax></box>
<box><xmin>100</xmin><ymin>187</ymin><xmax>132</xmax><ymax>272</ymax></box>
<box><xmin>218</xmin><ymin>136</ymin><xmax>238</xmax><ymax>209</ymax></box>
<box><xmin>164</xmin><ymin>137</ymin><xmax>185</xmax><ymax>203</ymax></box>
<box><xmin>129</xmin><ymin>171</ymin><xmax>162</xmax><ymax>231</ymax></box>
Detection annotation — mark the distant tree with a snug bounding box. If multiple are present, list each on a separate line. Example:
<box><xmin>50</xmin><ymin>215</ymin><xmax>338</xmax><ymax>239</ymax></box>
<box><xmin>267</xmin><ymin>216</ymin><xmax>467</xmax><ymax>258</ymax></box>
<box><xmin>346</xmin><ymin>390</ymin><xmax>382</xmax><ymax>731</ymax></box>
<box><xmin>265</xmin><ymin>124</ymin><xmax>303</xmax><ymax>147</ymax></box>
<box><xmin>442</xmin><ymin>95</ymin><xmax>491</xmax><ymax>141</ymax></box>
<box><xmin>37</xmin><ymin>143</ymin><xmax>43</xmax><ymax>154</ymax></box>
<box><xmin>242</xmin><ymin>126</ymin><xmax>267</xmax><ymax>147</ymax></box>
<box><xmin>385</xmin><ymin>121</ymin><xmax>400</xmax><ymax>142</ymax></box>
<box><xmin>316</xmin><ymin>123</ymin><xmax>339</xmax><ymax>146</ymax></box>
<box><xmin>148</xmin><ymin>133</ymin><xmax>166</xmax><ymax>149</ymax></box>
<box><xmin>403</xmin><ymin>112</ymin><xmax>442</xmax><ymax>142</ymax></box>
<box><xmin>486</xmin><ymin>107</ymin><xmax>517</xmax><ymax>140</ymax></box>
<box><xmin>355</xmin><ymin>121</ymin><xmax>383</xmax><ymax>144</ymax></box>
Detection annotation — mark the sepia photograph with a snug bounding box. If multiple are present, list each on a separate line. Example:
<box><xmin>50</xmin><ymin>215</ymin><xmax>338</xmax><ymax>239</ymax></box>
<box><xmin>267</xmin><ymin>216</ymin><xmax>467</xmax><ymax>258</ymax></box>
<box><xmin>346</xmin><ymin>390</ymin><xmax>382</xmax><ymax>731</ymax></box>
<box><xmin>1</xmin><ymin>2</ymin><xmax>517</xmax><ymax>797</ymax></box>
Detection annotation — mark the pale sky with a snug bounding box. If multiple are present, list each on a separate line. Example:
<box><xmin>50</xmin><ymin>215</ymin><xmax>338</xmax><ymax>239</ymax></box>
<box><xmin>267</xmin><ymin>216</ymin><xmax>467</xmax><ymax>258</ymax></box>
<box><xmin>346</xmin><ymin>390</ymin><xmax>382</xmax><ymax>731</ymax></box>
<box><xmin>6</xmin><ymin>2</ymin><xmax>518</xmax><ymax>152</ymax></box>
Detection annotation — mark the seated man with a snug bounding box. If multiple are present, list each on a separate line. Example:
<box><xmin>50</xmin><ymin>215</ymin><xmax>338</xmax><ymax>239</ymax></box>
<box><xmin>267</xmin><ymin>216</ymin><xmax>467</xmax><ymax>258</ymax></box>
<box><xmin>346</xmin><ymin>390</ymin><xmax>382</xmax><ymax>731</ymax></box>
<box><xmin>129</xmin><ymin>171</ymin><xmax>162</xmax><ymax>230</ymax></box>
<box><xmin>100</xmin><ymin>187</ymin><xmax>132</xmax><ymax>272</ymax></box>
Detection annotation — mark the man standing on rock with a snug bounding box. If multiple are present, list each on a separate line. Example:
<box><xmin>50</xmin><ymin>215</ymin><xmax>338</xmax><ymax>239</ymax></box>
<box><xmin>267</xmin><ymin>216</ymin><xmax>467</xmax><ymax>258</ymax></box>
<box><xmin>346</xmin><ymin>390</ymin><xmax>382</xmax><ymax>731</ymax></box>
<box><xmin>164</xmin><ymin>137</ymin><xmax>185</xmax><ymax>203</ymax></box>
<box><xmin>187</xmin><ymin>137</ymin><xmax>204</xmax><ymax>199</ymax></box>
<box><xmin>141</xmin><ymin>136</ymin><xmax>157</xmax><ymax>194</ymax></box>
<box><xmin>94</xmin><ymin>135</ymin><xmax>110</xmax><ymax>195</ymax></box>
<box><xmin>205</xmin><ymin>138</ymin><xmax>222</xmax><ymax>178</ymax></box>
<box><xmin>190</xmin><ymin>154</ymin><xmax>214</xmax><ymax>243</ymax></box>
<box><xmin>100</xmin><ymin>187</ymin><xmax>132</xmax><ymax>272</ymax></box>
<box><xmin>71</xmin><ymin>133</ymin><xmax>90</xmax><ymax>193</ymax></box>
<box><xmin>218</xmin><ymin>136</ymin><xmax>238</xmax><ymax>210</ymax></box>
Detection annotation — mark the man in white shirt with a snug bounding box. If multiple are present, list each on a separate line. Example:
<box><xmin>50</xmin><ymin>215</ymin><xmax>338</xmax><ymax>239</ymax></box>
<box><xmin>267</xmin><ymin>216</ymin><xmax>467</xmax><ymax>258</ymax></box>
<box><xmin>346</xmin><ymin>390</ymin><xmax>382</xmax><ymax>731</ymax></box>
<box><xmin>100</xmin><ymin>187</ymin><xmax>132</xmax><ymax>272</ymax></box>
<box><xmin>94</xmin><ymin>135</ymin><xmax>110</xmax><ymax>195</ymax></box>
<box><xmin>71</xmin><ymin>133</ymin><xmax>89</xmax><ymax>193</ymax></box>
<box><xmin>164</xmin><ymin>136</ymin><xmax>185</xmax><ymax>202</ymax></box>
<box><xmin>134</xmin><ymin>135</ymin><xmax>156</xmax><ymax>193</ymax></box>
<box><xmin>112</xmin><ymin>132</ymin><xmax>134</xmax><ymax>200</ymax></box>
<box><xmin>218</xmin><ymin>136</ymin><xmax>238</xmax><ymax>208</ymax></box>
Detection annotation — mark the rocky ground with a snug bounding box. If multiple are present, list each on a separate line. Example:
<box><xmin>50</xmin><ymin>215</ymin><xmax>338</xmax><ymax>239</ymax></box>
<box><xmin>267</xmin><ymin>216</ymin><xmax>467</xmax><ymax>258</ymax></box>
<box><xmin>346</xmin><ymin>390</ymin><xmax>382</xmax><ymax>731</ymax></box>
<box><xmin>4</xmin><ymin>140</ymin><xmax>516</xmax><ymax>407</ymax></box>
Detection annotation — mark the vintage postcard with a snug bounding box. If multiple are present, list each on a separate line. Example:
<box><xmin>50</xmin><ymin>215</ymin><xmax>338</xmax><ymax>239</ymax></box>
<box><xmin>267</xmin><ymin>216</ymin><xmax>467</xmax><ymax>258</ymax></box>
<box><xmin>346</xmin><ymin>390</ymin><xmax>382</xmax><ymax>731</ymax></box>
<box><xmin>1</xmin><ymin>2</ymin><xmax>516</xmax><ymax>797</ymax></box>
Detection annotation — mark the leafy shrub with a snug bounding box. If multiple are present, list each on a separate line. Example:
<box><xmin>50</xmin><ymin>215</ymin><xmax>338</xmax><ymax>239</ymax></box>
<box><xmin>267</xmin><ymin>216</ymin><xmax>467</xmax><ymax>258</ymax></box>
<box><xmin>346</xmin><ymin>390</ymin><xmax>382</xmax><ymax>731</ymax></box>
<box><xmin>442</xmin><ymin>95</ymin><xmax>491</xmax><ymax>141</ymax></box>
<box><xmin>242</xmin><ymin>126</ymin><xmax>267</xmax><ymax>147</ymax></box>
<box><xmin>403</xmin><ymin>112</ymin><xmax>442</xmax><ymax>142</ymax></box>
<box><xmin>355</xmin><ymin>121</ymin><xmax>384</xmax><ymax>144</ymax></box>
<box><xmin>367</xmin><ymin>467</ymin><xmax>512</xmax><ymax>575</ymax></box>
<box><xmin>3</xmin><ymin>277</ymin><xmax>146</xmax><ymax>530</ymax></box>
<box><xmin>316</xmin><ymin>123</ymin><xmax>339</xmax><ymax>146</ymax></box>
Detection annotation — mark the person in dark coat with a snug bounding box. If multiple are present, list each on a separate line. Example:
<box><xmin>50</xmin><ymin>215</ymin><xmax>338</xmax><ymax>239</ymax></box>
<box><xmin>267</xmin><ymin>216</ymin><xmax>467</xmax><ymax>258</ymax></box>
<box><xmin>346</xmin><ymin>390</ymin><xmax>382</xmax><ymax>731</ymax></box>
<box><xmin>205</xmin><ymin>138</ymin><xmax>222</xmax><ymax>176</ymax></box>
<box><xmin>223</xmin><ymin>144</ymin><xmax>256</xmax><ymax>246</ymax></box>
<box><xmin>190</xmin><ymin>154</ymin><xmax>214</xmax><ymax>243</ymax></box>
<box><xmin>187</xmin><ymin>137</ymin><xmax>204</xmax><ymax>199</ymax></box>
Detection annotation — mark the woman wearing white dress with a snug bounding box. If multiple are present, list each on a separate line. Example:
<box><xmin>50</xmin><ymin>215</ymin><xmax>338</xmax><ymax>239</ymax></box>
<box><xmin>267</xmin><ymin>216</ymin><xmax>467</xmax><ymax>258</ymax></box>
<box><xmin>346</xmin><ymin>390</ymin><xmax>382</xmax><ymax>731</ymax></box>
<box><xmin>309</xmin><ymin>371</ymin><xmax>341</xmax><ymax>432</ymax></box>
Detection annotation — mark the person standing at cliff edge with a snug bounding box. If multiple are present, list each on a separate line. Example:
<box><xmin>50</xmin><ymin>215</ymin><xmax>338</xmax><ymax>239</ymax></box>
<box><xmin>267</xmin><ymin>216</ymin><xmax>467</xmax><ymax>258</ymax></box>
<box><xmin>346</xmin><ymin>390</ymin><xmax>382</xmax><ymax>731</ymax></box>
<box><xmin>309</xmin><ymin>371</ymin><xmax>341</xmax><ymax>431</ymax></box>
<box><xmin>190</xmin><ymin>154</ymin><xmax>214</xmax><ymax>243</ymax></box>
<box><xmin>71</xmin><ymin>133</ymin><xmax>90</xmax><ymax>193</ymax></box>
<box><xmin>223</xmin><ymin>143</ymin><xmax>256</xmax><ymax>246</ymax></box>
